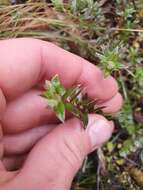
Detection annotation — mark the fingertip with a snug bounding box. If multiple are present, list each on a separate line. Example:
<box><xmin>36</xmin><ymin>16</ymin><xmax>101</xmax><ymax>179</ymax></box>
<box><xmin>101</xmin><ymin>76</ymin><xmax>119</xmax><ymax>100</ymax></box>
<box><xmin>84</xmin><ymin>74</ymin><xmax>119</xmax><ymax>101</ymax></box>
<box><xmin>86</xmin><ymin>114</ymin><xmax>113</xmax><ymax>151</ymax></box>
<box><xmin>99</xmin><ymin>92</ymin><xmax>123</xmax><ymax>113</ymax></box>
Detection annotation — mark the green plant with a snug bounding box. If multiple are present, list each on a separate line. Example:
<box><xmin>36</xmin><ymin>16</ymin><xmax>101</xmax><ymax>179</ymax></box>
<box><xmin>119</xmin><ymin>132</ymin><xmax>143</xmax><ymax>158</ymax></box>
<box><xmin>96</xmin><ymin>45</ymin><xmax>124</xmax><ymax>75</ymax></box>
<box><xmin>42</xmin><ymin>75</ymin><xmax>103</xmax><ymax>128</ymax></box>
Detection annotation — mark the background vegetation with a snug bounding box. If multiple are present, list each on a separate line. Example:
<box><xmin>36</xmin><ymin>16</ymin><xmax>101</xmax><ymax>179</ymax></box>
<box><xmin>0</xmin><ymin>0</ymin><xmax>143</xmax><ymax>189</ymax></box>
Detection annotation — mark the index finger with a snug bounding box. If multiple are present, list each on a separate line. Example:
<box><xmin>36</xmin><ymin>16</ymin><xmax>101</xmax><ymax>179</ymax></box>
<box><xmin>0</xmin><ymin>38</ymin><xmax>118</xmax><ymax>100</ymax></box>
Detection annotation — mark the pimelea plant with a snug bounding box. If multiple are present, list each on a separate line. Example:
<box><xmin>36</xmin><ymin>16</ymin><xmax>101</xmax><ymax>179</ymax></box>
<box><xmin>42</xmin><ymin>74</ymin><xmax>103</xmax><ymax>128</ymax></box>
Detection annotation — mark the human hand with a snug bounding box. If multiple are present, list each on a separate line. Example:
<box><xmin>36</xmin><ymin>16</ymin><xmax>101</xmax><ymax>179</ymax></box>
<box><xmin>0</xmin><ymin>38</ymin><xmax>122</xmax><ymax>190</ymax></box>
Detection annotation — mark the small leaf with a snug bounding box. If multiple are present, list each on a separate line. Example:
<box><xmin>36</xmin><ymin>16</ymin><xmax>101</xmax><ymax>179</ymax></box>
<box><xmin>44</xmin><ymin>80</ymin><xmax>56</xmax><ymax>98</ymax></box>
<box><xmin>54</xmin><ymin>101</ymin><xmax>65</xmax><ymax>122</ymax></box>
<box><xmin>65</xmin><ymin>102</ymin><xmax>81</xmax><ymax>117</ymax></box>
<box><xmin>47</xmin><ymin>99</ymin><xmax>58</xmax><ymax>108</ymax></box>
<box><xmin>51</xmin><ymin>75</ymin><xmax>65</xmax><ymax>96</ymax></box>
<box><xmin>116</xmin><ymin>159</ymin><xmax>125</xmax><ymax>166</ymax></box>
<box><xmin>80</xmin><ymin>112</ymin><xmax>88</xmax><ymax>128</ymax></box>
<box><xmin>107</xmin><ymin>142</ymin><xmax>114</xmax><ymax>152</ymax></box>
<box><xmin>51</xmin><ymin>75</ymin><xmax>60</xmax><ymax>89</ymax></box>
<box><xmin>65</xmin><ymin>103</ymin><xmax>88</xmax><ymax>128</ymax></box>
<box><xmin>44</xmin><ymin>80</ymin><xmax>52</xmax><ymax>90</ymax></box>
<box><xmin>62</xmin><ymin>87</ymin><xmax>76</xmax><ymax>100</ymax></box>
<box><xmin>70</xmin><ymin>85</ymin><xmax>83</xmax><ymax>102</ymax></box>
<box><xmin>42</xmin><ymin>90</ymin><xmax>53</xmax><ymax>99</ymax></box>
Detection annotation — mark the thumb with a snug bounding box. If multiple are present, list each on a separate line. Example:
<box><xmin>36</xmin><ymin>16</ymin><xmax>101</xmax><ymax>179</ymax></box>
<box><xmin>7</xmin><ymin>114</ymin><xmax>113</xmax><ymax>190</ymax></box>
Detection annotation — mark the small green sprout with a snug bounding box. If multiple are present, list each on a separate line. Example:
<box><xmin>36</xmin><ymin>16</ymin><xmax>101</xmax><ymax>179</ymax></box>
<box><xmin>42</xmin><ymin>75</ymin><xmax>103</xmax><ymax>128</ymax></box>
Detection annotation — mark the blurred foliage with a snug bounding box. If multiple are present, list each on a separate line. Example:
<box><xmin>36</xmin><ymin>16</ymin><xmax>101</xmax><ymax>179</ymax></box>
<box><xmin>0</xmin><ymin>0</ymin><xmax>143</xmax><ymax>189</ymax></box>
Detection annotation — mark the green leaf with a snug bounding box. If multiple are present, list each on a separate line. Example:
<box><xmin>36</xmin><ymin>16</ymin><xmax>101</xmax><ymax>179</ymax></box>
<box><xmin>51</xmin><ymin>74</ymin><xmax>60</xmax><ymax>86</ymax></box>
<box><xmin>44</xmin><ymin>80</ymin><xmax>56</xmax><ymax>98</ymax></box>
<box><xmin>47</xmin><ymin>99</ymin><xmax>58</xmax><ymax>108</ymax></box>
<box><xmin>65</xmin><ymin>102</ymin><xmax>81</xmax><ymax>117</ymax></box>
<box><xmin>62</xmin><ymin>87</ymin><xmax>76</xmax><ymax>100</ymax></box>
<box><xmin>42</xmin><ymin>90</ymin><xmax>53</xmax><ymax>99</ymax></box>
<box><xmin>65</xmin><ymin>103</ymin><xmax>88</xmax><ymax>128</ymax></box>
<box><xmin>80</xmin><ymin>112</ymin><xmax>88</xmax><ymax>128</ymax></box>
<box><xmin>54</xmin><ymin>101</ymin><xmax>65</xmax><ymax>122</ymax></box>
<box><xmin>70</xmin><ymin>85</ymin><xmax>82</xmax><ymax>102</ymax></box>
<box><xmin>44</xmin><ymin>80</ymin><xmax>52</xmax><ymax>90</ymax></box>
<box><xmin>107</xmin><ymin>142</ymin><xmax>114</xmax><ymax>152</ymax></box>
<box><xmin>51</xmin><ymin>75</ymin><xmax>66</xmax><ymax>96</ymax></box>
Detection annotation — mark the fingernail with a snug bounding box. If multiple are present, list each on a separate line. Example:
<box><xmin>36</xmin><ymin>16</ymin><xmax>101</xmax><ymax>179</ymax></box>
<box><xmin>86</xmin><ymin>117</ymin><xmax>113</xmax><ymax>150</ymax></box>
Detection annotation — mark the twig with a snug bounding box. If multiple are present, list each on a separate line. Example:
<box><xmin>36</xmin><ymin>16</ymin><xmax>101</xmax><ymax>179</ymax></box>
<box><xmin>97</xmin><ymin>159</ymin><xmax>101</xmax><ymax>190</ymax></box>
<box><xmin>82</xmin><ymin>156</ymin><xmax>88</xmax><ymax>173</ymax></box>
<box><xmin>110</xmin><ymin>28</ymin><xmax>143</xmax><ymax>32</ymax></box>
<box><xmin>125</xmin><ymin>157</ymin><xmax>139</xmax><ymax>167</ymax></box>
<box><xmin>119</xmin><ymin>74</ymin><xmax>128</xmax><ymax>100</ymax></box>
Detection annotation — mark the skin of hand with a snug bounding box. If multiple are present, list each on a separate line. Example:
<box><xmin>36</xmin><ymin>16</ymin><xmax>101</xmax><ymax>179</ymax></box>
<box><xmin>0</xmin><ymin>38</ymin><xmax>122</xmax><ymax>190</ymax></box>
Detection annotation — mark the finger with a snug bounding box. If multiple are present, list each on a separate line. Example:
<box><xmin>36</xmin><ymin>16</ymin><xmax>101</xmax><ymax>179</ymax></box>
<box><xmin>0</xmin><ymin>171</ymin><xmax>18</xmax><ymax>185</ymax></box>
<box><xmin>2</xmin><ymin>89</ymin><xmax>59</xmax><ymax>133</ymax></box>
<box><xmin>0</xmin><ymin>38</ymin><xmax>118</xmax><ymax>101</ymax></box>
<box><xmin>98</xmin><ymin>93</ymin><xmax>123</xmax><ymax>113</ymax></box>
<box><xmin>2</xmin><ymin>89</ymin><xmax>120</xmax><ymax>134</ymax></box>
<box><xmin>0</xmin><ymin>124</ymin><xmax>4</xmax><ymax>159</ymax></box>
<box><xmin>2</xmin><ymin>155</ymin><xmax>26</xmax><ymax>171</ymax></box>
<box><xmin>11</xmin><ymin>114</ymin><xmax>113</xmax><ymax>190</ymax></box>
<box><xmin>0</xmin><ymin>89</ymin><xmax>6</xmax><ymax>119</ymax></box>
<box><xmin>3</xmin><ymin>124</ymin><xmax>56</xmax><ymax>156</ymax></box>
